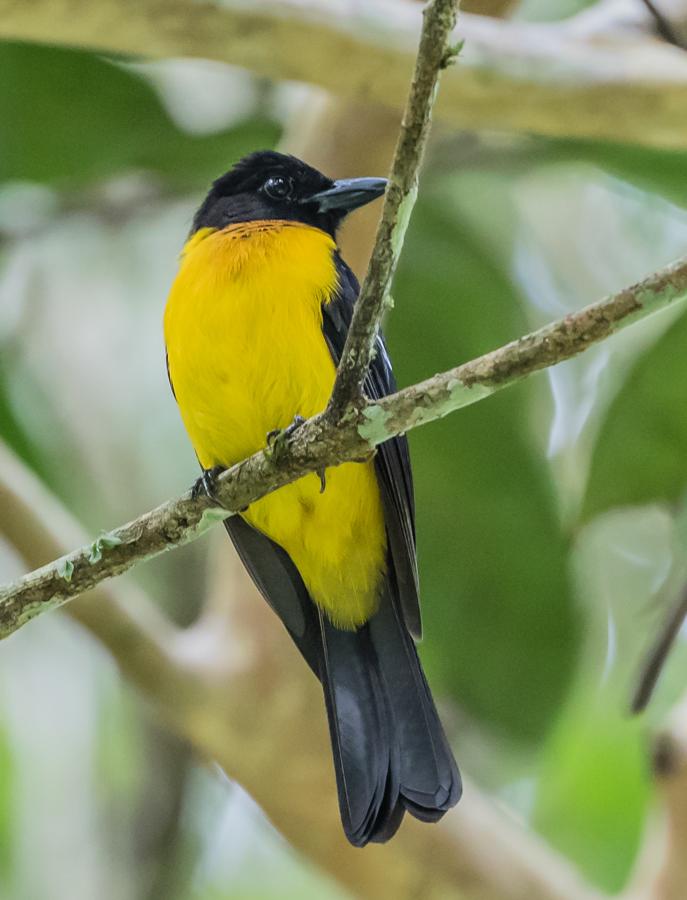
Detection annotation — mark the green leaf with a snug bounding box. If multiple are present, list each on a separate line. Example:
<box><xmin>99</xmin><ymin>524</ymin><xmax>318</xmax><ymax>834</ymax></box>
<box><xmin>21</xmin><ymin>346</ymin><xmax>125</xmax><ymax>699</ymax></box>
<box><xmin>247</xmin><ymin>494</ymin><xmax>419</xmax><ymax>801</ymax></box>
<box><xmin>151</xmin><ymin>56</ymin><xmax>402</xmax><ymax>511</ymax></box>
<box><xmin>0</xmin><ymin>356</ymin><xmax>45</xmax><ymax>477</ymax></box>
<box><xmin>584</xmin><ymin>141</ymin><xmax>687</xmax><ymax>210</ymax></box>
<box><xmin>0</xmin><ymin>42</ymin><xmax>279</xmax><ymax>189</ymax></box>
<box><xmin>582</xmin><ymin>305</ymin><xmax>687</xmax><ymax>519</ymax></box>
<box><xmin>390</xmin><ymin>192</ymin><xmax>580</xmax><ymax>741</ymax></box>
<box><xmin>534</xmin><ymin>699</ymin><xmax>650</xmax><ymax>891</ymax></box>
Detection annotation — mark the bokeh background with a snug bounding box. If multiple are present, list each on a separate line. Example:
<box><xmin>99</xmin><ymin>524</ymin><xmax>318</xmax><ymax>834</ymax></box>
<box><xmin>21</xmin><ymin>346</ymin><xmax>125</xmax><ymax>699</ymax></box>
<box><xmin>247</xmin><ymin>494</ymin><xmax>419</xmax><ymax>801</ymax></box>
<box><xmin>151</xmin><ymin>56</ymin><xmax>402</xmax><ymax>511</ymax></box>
<box><xmin>2</xmin><ymin>0</ymin><xmax>687</xmax><ymax>897</ymax></box>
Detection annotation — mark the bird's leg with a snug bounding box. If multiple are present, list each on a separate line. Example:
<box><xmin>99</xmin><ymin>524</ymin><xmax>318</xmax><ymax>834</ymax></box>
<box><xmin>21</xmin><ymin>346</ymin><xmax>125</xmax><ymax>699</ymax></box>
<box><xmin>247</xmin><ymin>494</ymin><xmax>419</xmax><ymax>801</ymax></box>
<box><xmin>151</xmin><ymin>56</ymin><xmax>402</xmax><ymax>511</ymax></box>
<box><xmin>265</xmin><ymin>416</ymin><xmax>324</xmax><ymax>490</ymax></box>
<box><xmin>192</xmin><ymin>465</ymin><xmax>227</xmax><ymax>506</ymax></box>
<box><xmin>266</xmin><ymin>414</ymin><xmax>305</xmax><ymax>445</ymax></box>
<box><xmin>265</xmin><ymin>414</ymin><xmax>305</xmax><ymax>462</ymax></box>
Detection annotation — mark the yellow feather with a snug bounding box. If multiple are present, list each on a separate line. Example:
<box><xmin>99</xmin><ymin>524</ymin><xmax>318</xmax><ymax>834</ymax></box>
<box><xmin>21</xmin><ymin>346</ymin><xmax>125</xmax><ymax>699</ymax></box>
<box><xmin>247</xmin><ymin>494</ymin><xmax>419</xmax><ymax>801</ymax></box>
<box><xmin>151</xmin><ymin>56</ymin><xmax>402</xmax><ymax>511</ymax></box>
<box><xmin>164</xmin><ymin>220</ymin><xmax>386</xmax><ymax>628</ymax></box>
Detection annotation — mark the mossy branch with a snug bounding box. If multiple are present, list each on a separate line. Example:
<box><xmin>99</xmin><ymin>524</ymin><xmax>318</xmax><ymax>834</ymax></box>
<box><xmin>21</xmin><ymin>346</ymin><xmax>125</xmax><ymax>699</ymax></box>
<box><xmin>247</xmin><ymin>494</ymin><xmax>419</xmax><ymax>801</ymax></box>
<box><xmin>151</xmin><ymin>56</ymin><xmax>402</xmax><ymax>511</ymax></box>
<box><xmin>2</xmin><ymin>0</ymin><xmax>687</xmax><ymax>645</ymax></box>
<box><xmin>1</xmin><ymin>253</ymin><xmax>686</xmax><ymax>638</ymax></box>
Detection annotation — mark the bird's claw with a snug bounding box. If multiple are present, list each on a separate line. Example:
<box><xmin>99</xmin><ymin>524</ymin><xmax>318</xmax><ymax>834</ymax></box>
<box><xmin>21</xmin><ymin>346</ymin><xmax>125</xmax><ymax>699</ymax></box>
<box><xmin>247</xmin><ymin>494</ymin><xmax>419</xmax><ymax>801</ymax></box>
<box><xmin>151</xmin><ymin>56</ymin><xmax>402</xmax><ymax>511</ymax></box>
<box><xmin>317</xmin><ymin>468</ymin><xmax>326</xmax><ymax>493</ymax></box>
<box><xmin>265</xmin><ymin>415</ymin><xmax>305</xmax><ymax>461</ymax></box>
<box><xmin>192</xmin><ymin>465</ymin><xmax>227</xmax><ymax>507</ymax></box>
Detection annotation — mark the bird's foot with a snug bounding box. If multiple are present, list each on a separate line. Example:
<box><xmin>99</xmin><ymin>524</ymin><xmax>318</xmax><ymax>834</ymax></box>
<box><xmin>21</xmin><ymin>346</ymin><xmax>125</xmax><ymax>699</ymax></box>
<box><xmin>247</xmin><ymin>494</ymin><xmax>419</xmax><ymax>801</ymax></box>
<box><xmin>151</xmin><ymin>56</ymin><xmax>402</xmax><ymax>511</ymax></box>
<box><xmin>265</xmin><ymin>415</ymin><xmax>305</xmax><ymax>462</ymax></box>
<box><xmin>192</xmin><ymin>465</ymin><xmax>227</xmax><ymax>507</ymax></box>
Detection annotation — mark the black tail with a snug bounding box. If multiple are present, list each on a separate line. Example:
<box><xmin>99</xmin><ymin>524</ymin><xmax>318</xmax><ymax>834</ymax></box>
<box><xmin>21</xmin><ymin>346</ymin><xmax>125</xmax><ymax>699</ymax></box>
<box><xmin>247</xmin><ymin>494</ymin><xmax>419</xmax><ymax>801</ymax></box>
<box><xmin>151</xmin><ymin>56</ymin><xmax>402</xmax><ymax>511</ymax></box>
<box><xmin>319</xmin><ymin>591</ymin><xmax>461</xmax><ymax>846</ymax></box>
<box><xmin>223</xmin><ymin>516</ymin><xmax>460</xmax><ymax>846</ymax></box>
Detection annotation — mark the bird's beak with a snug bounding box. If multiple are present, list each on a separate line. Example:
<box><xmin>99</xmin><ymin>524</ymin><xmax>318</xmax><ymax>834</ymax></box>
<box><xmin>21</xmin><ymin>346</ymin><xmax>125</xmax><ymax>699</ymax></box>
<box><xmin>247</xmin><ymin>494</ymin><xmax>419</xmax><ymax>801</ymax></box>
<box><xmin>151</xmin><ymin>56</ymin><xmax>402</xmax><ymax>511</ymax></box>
<box><xmin>302</xmin><ymin>177</ymin><xmax>387</xmax><ymax>214</ymax></box>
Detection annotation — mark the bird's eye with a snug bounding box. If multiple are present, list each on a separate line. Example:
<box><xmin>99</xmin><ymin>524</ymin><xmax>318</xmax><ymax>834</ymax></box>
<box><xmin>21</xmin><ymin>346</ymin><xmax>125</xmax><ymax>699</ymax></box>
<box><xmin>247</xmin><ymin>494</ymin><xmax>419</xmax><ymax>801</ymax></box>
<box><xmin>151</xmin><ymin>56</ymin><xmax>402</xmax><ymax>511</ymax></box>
<box><xmin>264</xmin><ymin>175</ymin><xmax>292</xmax><ymax>200</ymax></box>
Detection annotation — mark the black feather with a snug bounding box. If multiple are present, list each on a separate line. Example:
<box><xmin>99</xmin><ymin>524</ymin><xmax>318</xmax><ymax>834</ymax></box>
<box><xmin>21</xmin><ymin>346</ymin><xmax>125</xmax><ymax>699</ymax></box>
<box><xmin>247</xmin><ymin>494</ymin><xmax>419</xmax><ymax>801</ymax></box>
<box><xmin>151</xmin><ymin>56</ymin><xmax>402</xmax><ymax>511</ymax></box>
<box><xmin>323</xmin><ymin>256</ymin><xmax>421</xmax><ymax>638</ymax></box>
<box><xmin>224</xmin><ymin>516</ymin><xmax>321</xmax><ymax>675</ymax></box>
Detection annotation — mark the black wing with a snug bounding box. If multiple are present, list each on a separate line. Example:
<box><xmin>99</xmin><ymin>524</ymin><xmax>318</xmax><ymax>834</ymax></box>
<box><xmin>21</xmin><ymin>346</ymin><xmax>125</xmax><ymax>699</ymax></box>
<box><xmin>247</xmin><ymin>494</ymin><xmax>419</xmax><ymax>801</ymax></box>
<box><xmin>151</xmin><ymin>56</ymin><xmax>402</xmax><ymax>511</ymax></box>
<box><xmin>224</xmin><ymin>515</ymin><xmax>322</xmax><ymax>674</ymax></box>
<box><xmin>322</xmin><ymin>254</ymin><xmax>421</xmax><ymax>638</ymax></box>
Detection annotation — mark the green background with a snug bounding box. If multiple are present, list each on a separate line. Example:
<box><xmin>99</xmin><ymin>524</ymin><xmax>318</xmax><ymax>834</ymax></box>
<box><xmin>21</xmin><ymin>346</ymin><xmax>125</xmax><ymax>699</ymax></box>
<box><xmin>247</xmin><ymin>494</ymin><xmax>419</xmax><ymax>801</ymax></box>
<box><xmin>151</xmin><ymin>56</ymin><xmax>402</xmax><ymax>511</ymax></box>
<box><xmin>1</xmin><ymin>1</ymin><xmax>687</xmax><ymax>896</ymax></box>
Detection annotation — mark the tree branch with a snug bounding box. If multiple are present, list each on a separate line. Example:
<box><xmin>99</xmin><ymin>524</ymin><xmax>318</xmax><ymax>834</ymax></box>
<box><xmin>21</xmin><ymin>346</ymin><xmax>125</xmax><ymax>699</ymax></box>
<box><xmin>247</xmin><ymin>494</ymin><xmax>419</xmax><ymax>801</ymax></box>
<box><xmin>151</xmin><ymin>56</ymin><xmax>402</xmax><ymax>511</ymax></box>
<box><xmin>0</xmin><ymin>442</ymin><xmax>188</xmax><ymax>703</ymax></box>
<box><xmin>2</xmin><ymin>2</ymin><xmax>685</xmax><ymax>895</ymax></box>
<box><xmin>327</xmin><ymin>0</ymin><xmax>457</xmax><ymax>416</ymax></box>
<box><xmin>632</xmin><ymin>583</ymin><xmax>687</xmax><ymax>714</ymax></box>
<box><xmin>2</xmin><ymin>0</ymin><xmax>687</xmax><ymax>148</ymax></box>
<box><xmin>0</xmin><ymin>439</ymin><xmax>605</xmax><ymax>900</ymax></box>
<box><xmin>639</xmin><ymin>0</ymin><xmax>686</xmax><ymax>48</ymax></box>
<box><xmin>1</xmin><ymin>254</ymin><xmax>686</xmax><ymax>638</ymax></box>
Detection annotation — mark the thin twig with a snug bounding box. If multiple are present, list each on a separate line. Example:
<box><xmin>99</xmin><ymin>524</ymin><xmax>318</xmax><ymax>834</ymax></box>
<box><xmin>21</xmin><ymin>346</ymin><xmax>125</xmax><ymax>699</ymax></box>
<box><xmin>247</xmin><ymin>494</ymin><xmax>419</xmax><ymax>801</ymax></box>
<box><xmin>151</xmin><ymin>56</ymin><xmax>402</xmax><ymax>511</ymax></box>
<box><xmin>327</xmin><ymin>0</ymin><xmax>459</xmax><ymax>417</ymax></box>
<box><xmin>0</xmin><ymin>440</ymin><xmax>605</xmax><ymax>900</ymax></box>
<box><xmin>632</xmin><ymin>582</ymin><xmax>687</xmax><ymax>714</ymax></box>
<box><xmin>1</xmin><ymin>254</ymin><xmax>686</xmax><ymax>639</ymax></box>
<box><xmin>639</xmin><ymin>0</ymin><xmax>685</xmax><ymax>49</ymax></box>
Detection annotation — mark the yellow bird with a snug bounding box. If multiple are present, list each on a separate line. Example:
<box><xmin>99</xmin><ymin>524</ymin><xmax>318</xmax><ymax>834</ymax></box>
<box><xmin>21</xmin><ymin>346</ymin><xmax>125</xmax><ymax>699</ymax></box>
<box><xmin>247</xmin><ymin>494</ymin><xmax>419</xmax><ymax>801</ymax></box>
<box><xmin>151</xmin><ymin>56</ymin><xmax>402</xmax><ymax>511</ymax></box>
<box><xmin>164</xmin><ymin>151</ymin><xmax>460</xmax><ymax>846</ymax></box>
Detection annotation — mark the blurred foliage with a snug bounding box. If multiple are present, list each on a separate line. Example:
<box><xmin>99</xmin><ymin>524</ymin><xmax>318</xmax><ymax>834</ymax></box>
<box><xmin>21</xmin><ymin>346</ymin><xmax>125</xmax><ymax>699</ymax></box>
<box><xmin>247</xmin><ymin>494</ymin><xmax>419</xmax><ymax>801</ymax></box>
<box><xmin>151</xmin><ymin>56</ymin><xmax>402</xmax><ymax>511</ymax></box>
<box><xmin>535</xmin><ymin>701</ymin><xmax>650</xmax><ymax>889</ymax></box>
<box><xmin>392</xmin><ymin>197</ymin><xmax>579</xmax><ymax>742</ymax></box>
<box><xmin>527</xmin><ymin>138</ymin><xmax>687</xmax><ymax>212</ymax></box>
<box><xmin>582</xmin><ymin>305</ymin><xmax>687</xmax><ymax>519</ymax></box>
<box><xmin>2</xmin><ymin>14</ymin><xmax>687</xmax><ymax>900</ymax></box>
<box><xmin>530</xmin><ymin>504</ymin><xmax>679</xmax><ymax>890</ymax></box>
<box><xmin>0</xmin><ymin>42</ymin><xmax>278</xmax><ymax>189</ymax></box>
<box><xmin>517</xmin><ymin>0</ymin><xmax>597</xmax><ymax>20</ymax></box>
<box><xmin>0</xmin><ymin>726</ymin><xmax>15</xmax><ymax>887</ymax></box>
<box><xmin>0</xmin><ymin>358</ymin><xmax>44</xmax><ymax>478</ymax></box>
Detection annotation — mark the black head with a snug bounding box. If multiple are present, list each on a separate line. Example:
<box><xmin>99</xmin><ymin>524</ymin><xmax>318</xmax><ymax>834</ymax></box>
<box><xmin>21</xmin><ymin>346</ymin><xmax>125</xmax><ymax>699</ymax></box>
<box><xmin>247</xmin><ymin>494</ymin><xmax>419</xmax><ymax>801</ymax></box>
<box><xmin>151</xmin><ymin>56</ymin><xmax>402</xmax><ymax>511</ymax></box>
<box><xmin>191</xmin><ymin>151</ymin><xmax>387</xmax><ymax>238</ymax></box>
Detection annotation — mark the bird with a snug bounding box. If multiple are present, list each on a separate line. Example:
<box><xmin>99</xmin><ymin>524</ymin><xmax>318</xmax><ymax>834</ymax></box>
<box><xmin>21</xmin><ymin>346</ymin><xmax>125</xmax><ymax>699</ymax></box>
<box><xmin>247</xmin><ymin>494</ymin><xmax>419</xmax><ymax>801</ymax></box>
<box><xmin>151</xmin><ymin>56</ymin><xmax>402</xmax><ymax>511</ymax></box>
<box><xmin>163</xmin><ymin>150</ymin><xmax>461</xmax><ymax>846</ymax></box>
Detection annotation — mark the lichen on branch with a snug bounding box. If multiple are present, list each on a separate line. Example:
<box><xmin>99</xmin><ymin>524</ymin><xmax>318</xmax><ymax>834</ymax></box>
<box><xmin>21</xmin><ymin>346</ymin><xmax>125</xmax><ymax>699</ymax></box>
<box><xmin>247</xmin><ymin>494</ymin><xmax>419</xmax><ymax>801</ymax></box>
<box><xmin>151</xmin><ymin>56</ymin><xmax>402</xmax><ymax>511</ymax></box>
<box><xmin>2</xmin><ymin>0</ymin><xmax>687</xmax><ymax>653</ymax></box>
<box><xmin>1</xmin><ymin>252</ymin><xmax>686</xmax><ymax>638</ymax></box>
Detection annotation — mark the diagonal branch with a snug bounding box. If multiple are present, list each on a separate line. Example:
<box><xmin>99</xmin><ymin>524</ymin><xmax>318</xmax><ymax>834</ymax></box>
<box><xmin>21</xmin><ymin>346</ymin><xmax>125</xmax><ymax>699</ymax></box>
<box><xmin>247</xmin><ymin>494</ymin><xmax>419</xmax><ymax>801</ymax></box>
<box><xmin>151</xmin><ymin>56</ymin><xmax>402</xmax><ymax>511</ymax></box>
<box><xmin>632</xmin><ymin>582</ymin><xmax>687</xmax><ymax>714</ymax></box>
<box><xmin>0</xmin><ymin>439</ymin><xmax>606</xmax><ymax>900</ymax></box>
<box><xmin>2</xmin><ymin>0</ymin><xmax>687</xmax><ymax>148</ymax></box>
<box><xmin>0</xmin><ymin>0</ymin><xmax>456</xmax><ymax>635</ymax></box>
<box><xmin>0</xmin><ymin>441</ymin><xmax>187</xmax><ymax>699</ymax></box>
<box><xmin>1</xmin><ymin>253</ymin><xmax>686</xmax><ymax>639</ymax></box>
<box><xmin>327</xmin><ymin>0</ymin><xmax>458</xmax><ymax>416</ymax></box>
<box><xmin>638</xmin><ymin>0</ymin><xmax>686</xmax><ymax>48</ymax></box>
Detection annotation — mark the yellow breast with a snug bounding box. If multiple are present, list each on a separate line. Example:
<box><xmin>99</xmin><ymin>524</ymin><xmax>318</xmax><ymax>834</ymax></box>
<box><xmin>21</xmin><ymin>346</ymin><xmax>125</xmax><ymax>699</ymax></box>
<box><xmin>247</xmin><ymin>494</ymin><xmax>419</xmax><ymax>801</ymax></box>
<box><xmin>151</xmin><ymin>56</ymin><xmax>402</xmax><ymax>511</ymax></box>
<box><xmin>164</xmin><ymin>220</ymin><xmax>386</xmax><ymax>628</ymax></box>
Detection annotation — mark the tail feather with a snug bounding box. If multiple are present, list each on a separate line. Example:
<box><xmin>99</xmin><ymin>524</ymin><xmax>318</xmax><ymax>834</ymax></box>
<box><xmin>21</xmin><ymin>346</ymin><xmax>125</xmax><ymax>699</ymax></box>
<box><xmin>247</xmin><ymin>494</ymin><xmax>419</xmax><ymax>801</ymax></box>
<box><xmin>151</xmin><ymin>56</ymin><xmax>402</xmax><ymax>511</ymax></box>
<box><xmin>318</xmin><ymin>593</ymin><xmax>461</xmax><ymax>846</ymax></box>
<box><xmin>222</xmin><ymin>505</ymin><xmax>460</xmax><ymax>846</ymax></box>
<box><xmin>318</xmin><ymin>610</ymin><xmax>401</xmax><ymax>845</ymax></box>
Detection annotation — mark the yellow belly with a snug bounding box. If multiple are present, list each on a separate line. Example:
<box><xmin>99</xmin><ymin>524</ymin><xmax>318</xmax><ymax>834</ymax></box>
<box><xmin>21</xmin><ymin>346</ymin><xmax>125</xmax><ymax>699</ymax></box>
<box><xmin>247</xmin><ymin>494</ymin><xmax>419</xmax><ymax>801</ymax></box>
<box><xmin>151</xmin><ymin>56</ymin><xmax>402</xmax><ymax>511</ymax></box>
<box><xmin>164</xmin><ymin>221</ymin><xmax>386</xmax><ymax>628</ymax></box>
